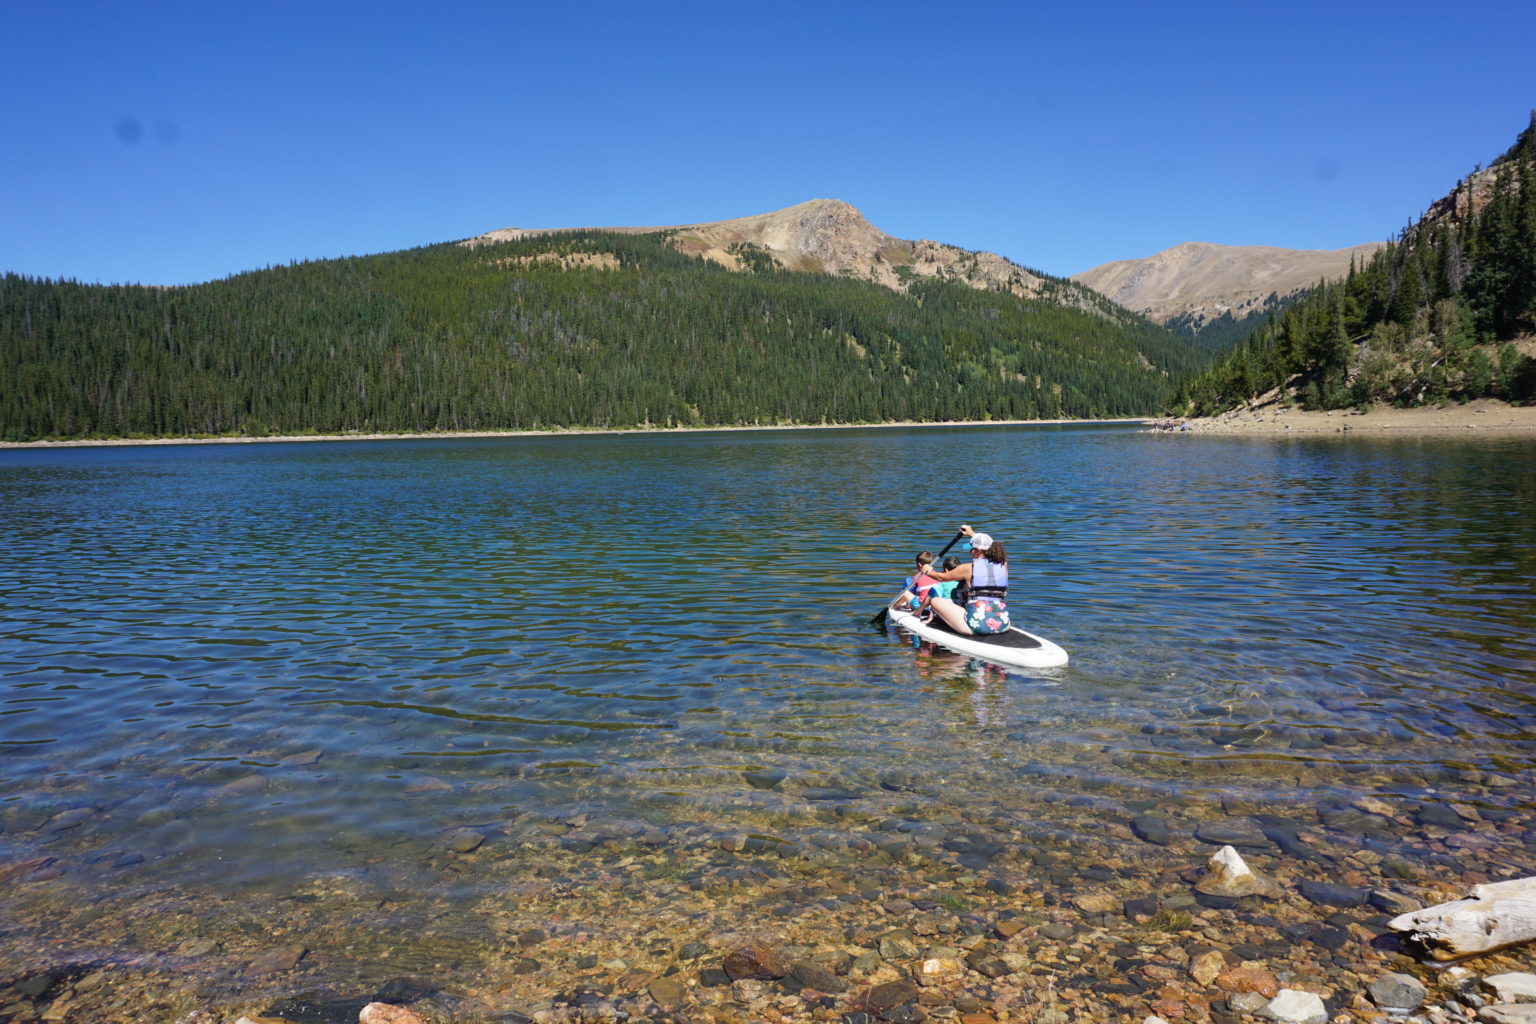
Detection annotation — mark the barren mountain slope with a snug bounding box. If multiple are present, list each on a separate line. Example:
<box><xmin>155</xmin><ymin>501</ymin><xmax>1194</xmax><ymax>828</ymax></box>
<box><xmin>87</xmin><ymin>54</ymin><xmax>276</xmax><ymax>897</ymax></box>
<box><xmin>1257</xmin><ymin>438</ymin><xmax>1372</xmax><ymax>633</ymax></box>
<box><xmin>465</xmin><ymin>200</ymin><xmax>1079</xmax><ymax>305</ymax></box>
<box><xmin>1072</xmin><ymin>241</ymin><xmax>1384</xmax><ymax>327</ymax></box>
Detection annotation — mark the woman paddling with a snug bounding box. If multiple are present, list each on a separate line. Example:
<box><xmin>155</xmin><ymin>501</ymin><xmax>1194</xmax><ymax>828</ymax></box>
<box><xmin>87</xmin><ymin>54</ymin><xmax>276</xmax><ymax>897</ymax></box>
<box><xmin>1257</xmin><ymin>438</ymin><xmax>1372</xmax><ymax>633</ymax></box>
<box><xmin>925</xmin><ymin>524</ymin><xmax>1010</xmax><ymax>635</ymax></box>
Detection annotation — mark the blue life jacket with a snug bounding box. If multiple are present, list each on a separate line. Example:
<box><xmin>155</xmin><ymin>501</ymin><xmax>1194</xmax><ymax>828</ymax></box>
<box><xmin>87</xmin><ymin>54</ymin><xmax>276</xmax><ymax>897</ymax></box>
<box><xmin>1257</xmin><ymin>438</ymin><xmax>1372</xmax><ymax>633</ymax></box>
<box><xmin>970</xmin><ymin>557</ymin><xmax>1008</xmax><ymax>600</ymax></box>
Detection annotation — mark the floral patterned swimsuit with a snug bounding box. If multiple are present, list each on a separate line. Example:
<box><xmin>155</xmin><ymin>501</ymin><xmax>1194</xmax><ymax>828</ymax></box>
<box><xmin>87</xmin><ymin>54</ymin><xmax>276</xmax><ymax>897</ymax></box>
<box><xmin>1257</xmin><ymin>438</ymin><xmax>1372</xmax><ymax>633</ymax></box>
<box><xmin>966</xmin><ymin>557</ymin><xmax>1010</xmax><ymax>634</ymax></box>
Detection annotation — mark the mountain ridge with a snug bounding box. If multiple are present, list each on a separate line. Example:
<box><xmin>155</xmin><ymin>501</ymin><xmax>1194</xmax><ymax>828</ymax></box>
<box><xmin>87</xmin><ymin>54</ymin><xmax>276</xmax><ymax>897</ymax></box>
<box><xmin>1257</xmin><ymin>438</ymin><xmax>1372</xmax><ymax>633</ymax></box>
<box><xmin>465</xmin><ymin>199</ymin><xmax>1108</xmax><ymax>313</ymax></box>
<box><xmin>1072</xmin><ymin>240</ymin><xmax>1385</xmax><ymax>328</ymax></box>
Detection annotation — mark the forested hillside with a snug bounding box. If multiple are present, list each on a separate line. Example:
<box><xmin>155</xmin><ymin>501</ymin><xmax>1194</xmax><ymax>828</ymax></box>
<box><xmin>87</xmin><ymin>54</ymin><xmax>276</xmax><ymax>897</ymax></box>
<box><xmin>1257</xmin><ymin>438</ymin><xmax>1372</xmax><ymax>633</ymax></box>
<box><xmin>0</xmin><ymin>231</ymin><xmax>1202</xmax><ymax>442</ymax></box>
<box><xmin>1165</xmin><ymin>294</ymin><xmax>1297</xmax><ymax>353</ymax></box>
<box><xmin>1177</xmin><ymin>115</ymin><xmax>1536</xmax><ymax>414</ymax></box>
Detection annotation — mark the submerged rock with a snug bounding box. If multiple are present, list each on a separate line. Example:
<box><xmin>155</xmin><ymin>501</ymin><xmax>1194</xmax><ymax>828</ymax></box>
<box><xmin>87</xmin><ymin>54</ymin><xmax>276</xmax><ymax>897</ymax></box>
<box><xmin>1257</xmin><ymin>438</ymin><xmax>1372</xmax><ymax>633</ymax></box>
<box><xmin>1368</xmin><ymin>889</ymin><xmax>1421</xmax><ymax>916</ymax></box>
<box><xmin>359</xmin><ymin>1004</ymin><xmax>427</xmax><ymax>1024</ymax></box>
<box><xmin>1369</xmin><ymin>972</ymin><xmax>1427</xmax><ymax>1012</ymax></box>
<box><xmin>742</xmin><ymin>768</ymin><xmax>786</xmax><ymax>790</ymax></box>
<box><xmin>243</xmin><ymin>944</ymin><xmax>306</xmax><ymax>976</ymax></box>
<box><xmin>1258</xmin><ymin>989</ymin><xmax>1327</xmax><ymax>1024</ymax></box>
<box><xmin>1131</xmin><ymin>814</ymin><xmax>1171</xmax><ymax>846</ymax></box>
<box><xmin>1216</xmin><ymin>966</ymin><xmax>1280</xmax><ymax>999</ymax></box>
<box><xmin>446</xmin><ymin>828</ymin><xmax>485</xmax><ymax>853</ymax></box>
<box><xmin>863</xmin><ymin>979</ymin><xmax>920</xmax><ymax>1012</ymax></box>
<box><xmin>1071</xmin><ymin>893</ymin><xmax>1122</xmax><ymax>915</ymax></box>
<box><xmin>1298</xmin><ymin>879</ymin><xmax>1369</xmax><ymax>907</ymax></box>
<box><xmin>1228</xmin><ymin>992</ymin><xmax>1269</xmax><ymax>1013</ymax></box>
<box><xmin>878</xmin><ymin>930</ymin><xmax>919</xmax><ymax>960</ymax></box>
<box><xmin>1189</xmin><ymin>950</ymin><xmax>1226</xmax><ymax>987</ymax></box>
<box><xmin>916</xmin><ymin>957</ymin><xmax>963</xmax><ymax>985</ymax></box>
<box><xmin>1194</xmin><ymin>818</ymin><xmax>1270</xmax><ymax>849</ymax></box>
<box><xmin>647</xmin><ymin>976</ymin><xmax>687</xmax><ymax>1008</ymax></box>
<box><xmin>277</xmin><ymin>748</ymin><xmax>323</xmax><ymax>768</ymax></box>
<box><xmin>722</xmin><ymin>944</ymin><xmax>787</xmax><ymax>980</ymax></box>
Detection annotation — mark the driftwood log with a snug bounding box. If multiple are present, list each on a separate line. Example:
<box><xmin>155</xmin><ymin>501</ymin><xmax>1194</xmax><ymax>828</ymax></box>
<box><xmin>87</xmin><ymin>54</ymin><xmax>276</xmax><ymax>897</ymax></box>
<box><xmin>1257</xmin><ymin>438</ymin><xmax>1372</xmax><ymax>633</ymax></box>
<box><xmin>1389</xmin><ymin>876</ymin><xmax>1536</xmax><ymax>961</ymax></box>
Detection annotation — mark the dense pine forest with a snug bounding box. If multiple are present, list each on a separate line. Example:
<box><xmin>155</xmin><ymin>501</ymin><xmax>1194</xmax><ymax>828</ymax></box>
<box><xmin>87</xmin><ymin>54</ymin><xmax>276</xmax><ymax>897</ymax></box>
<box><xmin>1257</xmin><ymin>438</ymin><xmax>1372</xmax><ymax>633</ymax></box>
<box><xmin>1166</xmin><ymin>295</ymin><xmax>1297</xmax><ymax>353</ymax></box>
<box><xmin>1177</xmin><ymin>115</ymin><xmax>1536</xmax><ymax>414</ymax></box>
<box><xmin>0</xmin><ymin>231</ymin><xmax>1203</xmax><ymax>442</ymax></box>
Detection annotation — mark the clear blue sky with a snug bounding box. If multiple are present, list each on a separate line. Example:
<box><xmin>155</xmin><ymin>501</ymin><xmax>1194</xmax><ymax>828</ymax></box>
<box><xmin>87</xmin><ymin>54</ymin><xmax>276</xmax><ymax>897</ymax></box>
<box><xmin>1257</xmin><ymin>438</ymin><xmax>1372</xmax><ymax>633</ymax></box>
<box><xmin>5</xmin><ymin>0</ymin><xmax>1534</xmax><ymax>286</ymax></box>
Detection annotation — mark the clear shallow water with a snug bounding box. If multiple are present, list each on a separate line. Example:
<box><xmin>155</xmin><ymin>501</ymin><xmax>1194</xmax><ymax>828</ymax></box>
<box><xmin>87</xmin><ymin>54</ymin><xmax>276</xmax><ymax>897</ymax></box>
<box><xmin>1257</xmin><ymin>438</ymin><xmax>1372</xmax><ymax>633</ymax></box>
<box><xmin>2</xmin><ymin>424</ymin><xmax>1535</xmax><ymax>1008</ymax></box>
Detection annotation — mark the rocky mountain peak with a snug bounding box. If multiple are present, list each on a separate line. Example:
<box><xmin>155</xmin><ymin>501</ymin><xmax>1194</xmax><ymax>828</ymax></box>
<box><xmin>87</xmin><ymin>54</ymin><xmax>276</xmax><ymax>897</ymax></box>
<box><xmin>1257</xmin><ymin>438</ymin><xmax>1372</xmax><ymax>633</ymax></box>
<box><xmin>463</xmin><ymin>201</ymin><xmax>1083</xmax><ymax>308</ymax></box>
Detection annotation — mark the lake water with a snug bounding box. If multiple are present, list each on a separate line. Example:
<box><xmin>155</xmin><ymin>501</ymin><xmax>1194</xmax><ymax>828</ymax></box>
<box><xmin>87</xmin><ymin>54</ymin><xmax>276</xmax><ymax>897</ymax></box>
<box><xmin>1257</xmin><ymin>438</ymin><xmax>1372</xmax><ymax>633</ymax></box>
<box><xmin>1</xmin><ymin>424</ymin><xmax>1534</xmax><ymax>1021</ymax></box>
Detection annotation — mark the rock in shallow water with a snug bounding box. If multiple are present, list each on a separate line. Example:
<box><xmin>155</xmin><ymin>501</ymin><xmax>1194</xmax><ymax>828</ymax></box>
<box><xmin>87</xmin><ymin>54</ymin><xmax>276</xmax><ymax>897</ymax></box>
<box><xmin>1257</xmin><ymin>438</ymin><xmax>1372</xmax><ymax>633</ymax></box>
<box><xmin>1481</xmin><ymin>1007</ymin><xmax>1536</xmax><ymax>1024</ymax></box>
<box><xmin>863</xmin><ymin>980</ymin><xmax>920</xmax><ymax>1012</ymax></box>
<box><xmin>1227</xmin><ymin>992</ymin><xmax>1269</xmax><ymax>1014</ymax></box>
<box><xmin>1417</xmin><ymin>802</ymin><xmax>1463</xmax><ymax>828</ymax></box>
<box><xmin>1071</xmin><ymin>893</ymin><xmax>1122</xmax><ymax>915</ymax></box>
<box><xmin>1369</xmin><ymin>972</ymin><xmax>1426</xmax><ymax>1012</ymax></box>
<box><xmin>1131</xmin><ymin>814</ymin><xmax>1171</xmax><ymax>846</ymax></box>
<box><xmin>1216</xmin><ymin>966</ymin><xmax>1279</xmax><ymax>1000</ymax></box>
<box><xmin>743</xmin><ymin>768</ymin><xmax>786</xmax><ymax>790</ymax></box>
<box><xmin>790</xmin><ymin>959</ymin><xmax>845</xmax><ymax>993</ymax></box>
<box><xmin>916</xmin><ymin>957</ymin><xmax>963</xmax><ymax>986</ymax></box>
<box><xmin>722</xmin><ymin>944</ymin><xmax>787</xmax><ymax>980</ymax></box>
<box><xmin>1258</xmin><ymin>989</ymin><xmax>1327</xmax><ymax>1024</ymax></box>
<box><xmin>647</xmin><ymin>976</ymin><xmax>687</xmax><ymax>1008</ymax></box>
<box><xmin>1195</xmin><ymin>845</ymin><xmax>1281</xmax><ymax>899</ymax></box>
<box><xmin>1486</xmin><ymin>974</ymin><xmax>1536</xmax><ymax>1004</ymax></box>
<box><xmin>446</xmin><ymin>828</ymin><xmax>485</xmax><ymax>853</ymax></box>
<box><xmin>1189</xmin><ymin>950</ymin><xmax>1226</xmax><ymax>987</ymax></box>
<box><xmin>1194</xmin><ymin>818</ymin><xmax>1270</xmax><ymax>849</ymax></box>
<box><xmin>879</xmin><ymin>930</ymin><xmax>919</xmax><ymax>960</ymax></box>
<box><xmin>1368</xmin><ymin>888</ymin><xmax>1421</xmax><ymax>915</ymax></box>
<box><xmin>243</xmin><ymin>945</ymin><xmax>306</xmax><ymax>977</ymax></box>
<box><xmin>1298</xmin><ymin>879</ymin><xmax>1369</xmax><ymax>907</ymax></box>
<box><xmin>360</xmin><ymin>1003</ymin><xmax>428</xmax><ymax>1024</ymax></box>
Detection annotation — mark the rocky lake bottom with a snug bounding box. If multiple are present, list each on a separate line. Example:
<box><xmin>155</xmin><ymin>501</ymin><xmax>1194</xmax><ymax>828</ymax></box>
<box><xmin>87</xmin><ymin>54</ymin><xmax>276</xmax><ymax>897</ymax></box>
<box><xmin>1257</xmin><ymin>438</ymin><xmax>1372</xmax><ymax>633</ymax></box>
<box><xmin>3</xmin><ymin>682</ymin><xmax>1533</xmax><ymax>1024</ymax></box>
<box><xmin>2</xmin><ymin>427</ymin><xmax>1534</xmax><ymax>1024</ymax></box>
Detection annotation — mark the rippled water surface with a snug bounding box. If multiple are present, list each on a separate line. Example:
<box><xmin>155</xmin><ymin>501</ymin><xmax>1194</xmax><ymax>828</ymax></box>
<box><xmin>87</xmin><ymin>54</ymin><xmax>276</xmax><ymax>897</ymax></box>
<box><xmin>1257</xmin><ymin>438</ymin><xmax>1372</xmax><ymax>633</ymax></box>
<box><xmin>2</xmin><ymin>424</ymin><xmax>1534</xmax><ymax>1014</ymax></box>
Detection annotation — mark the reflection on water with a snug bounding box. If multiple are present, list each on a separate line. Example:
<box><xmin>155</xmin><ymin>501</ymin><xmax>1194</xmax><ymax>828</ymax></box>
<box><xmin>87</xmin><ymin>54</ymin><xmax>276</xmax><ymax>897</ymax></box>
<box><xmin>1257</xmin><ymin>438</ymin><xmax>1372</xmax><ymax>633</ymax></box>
<box><xmin>1</xmin><ymin>425</ymin><xmax>1534</xmax><ymax>1011</ymax></box>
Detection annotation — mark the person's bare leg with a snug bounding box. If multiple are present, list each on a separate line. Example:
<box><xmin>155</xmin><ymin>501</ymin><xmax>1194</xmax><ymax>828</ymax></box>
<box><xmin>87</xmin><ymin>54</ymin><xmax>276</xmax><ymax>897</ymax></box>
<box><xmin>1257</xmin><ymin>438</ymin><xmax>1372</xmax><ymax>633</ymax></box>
<box><xmin>928</xmin><ymin>597</ymin><xmax>971</xmax><ymax>634</ymax></box>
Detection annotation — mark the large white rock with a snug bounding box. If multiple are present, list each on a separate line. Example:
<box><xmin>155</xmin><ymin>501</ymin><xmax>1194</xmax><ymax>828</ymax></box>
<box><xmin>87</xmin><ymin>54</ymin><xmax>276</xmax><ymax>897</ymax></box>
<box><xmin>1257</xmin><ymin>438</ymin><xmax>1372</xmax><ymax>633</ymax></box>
<box><xmin>1486</xmin><ymin>974</ymin><xmax>1536</xmax><ymax>1004</ymax></box>
<box><xmin>1259</xmin><ymin>989</ymin><xmax>1327</xmax><ymax>1024</ymax></box>
<box><xmin>1196</xmin><ymin>845</ymin><xmax>1282</xmax><ymax>898</ymax></box>
<box><xmin>1480</xmin><ymin>1005</ymin><xmax>1536</xmax><ymax>1024</ymax></box>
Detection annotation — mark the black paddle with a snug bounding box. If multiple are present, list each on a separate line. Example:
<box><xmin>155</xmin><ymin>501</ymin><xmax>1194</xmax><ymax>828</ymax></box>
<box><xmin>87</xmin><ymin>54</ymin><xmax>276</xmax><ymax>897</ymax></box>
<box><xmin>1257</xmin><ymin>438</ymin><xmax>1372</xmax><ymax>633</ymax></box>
<box><xmin>870</xmin><ymin>530</ymin><xmax>966</xmax><ymax>626</ymax></box>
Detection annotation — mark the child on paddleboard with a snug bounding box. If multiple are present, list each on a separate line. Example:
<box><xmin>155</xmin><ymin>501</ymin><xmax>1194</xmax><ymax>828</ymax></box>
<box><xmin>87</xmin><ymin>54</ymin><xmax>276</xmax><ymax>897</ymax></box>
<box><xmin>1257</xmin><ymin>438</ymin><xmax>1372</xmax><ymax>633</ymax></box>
<box><xmin>938</xmin><ymin>556</ymin><xmax>963</xmax><ymax>604</ymax></box>
<box><xmin>901</xmin><ymin>552</ymin><xmax>943</xmax><ymax>620</ymax></box>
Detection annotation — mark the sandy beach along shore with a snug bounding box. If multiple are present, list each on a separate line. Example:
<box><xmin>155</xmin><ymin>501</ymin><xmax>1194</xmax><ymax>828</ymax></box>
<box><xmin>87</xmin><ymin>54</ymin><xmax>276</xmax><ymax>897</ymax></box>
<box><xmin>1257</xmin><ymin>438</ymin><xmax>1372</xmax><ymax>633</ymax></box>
<box><xmin>1172</xmin><ymin>398</ymin><xmax>1536</xmax><ymax>436</ymax></box>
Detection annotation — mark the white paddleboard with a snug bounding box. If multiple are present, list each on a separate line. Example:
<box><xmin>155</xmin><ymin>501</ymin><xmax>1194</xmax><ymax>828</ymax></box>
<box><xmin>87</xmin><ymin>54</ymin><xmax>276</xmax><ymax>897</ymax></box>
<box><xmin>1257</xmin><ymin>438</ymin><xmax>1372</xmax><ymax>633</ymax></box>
<box><xmin>888</xmin><ymin>606</ymin><xmax>1068</xmax><ymax>669</ymax></box>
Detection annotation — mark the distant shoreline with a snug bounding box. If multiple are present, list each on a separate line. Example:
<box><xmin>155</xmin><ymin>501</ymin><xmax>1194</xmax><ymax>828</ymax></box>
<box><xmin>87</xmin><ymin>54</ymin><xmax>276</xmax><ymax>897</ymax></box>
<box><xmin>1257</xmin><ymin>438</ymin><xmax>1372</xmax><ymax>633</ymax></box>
<box><xmin>1178</xmin><ymin>397</ymin><xmax>1536</xmax><ymax>437</ymax></box>
<box><xmin>0</xmin><ymin>417</ymin><xmax>1148</xmax><ymax>450</ymax></box>
<box><xmin>12</xmin><ymin>402</ymin><xmax>1533</xmax><ymax>449</ymax></box>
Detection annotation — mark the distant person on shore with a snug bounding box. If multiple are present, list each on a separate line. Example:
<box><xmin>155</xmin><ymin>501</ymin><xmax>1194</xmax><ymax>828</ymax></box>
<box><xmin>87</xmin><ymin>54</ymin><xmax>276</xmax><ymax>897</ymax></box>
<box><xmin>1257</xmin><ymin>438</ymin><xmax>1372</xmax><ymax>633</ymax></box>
<box><xmin>925</xmin><ymin>524</ymin><xmax>1010</xmax><ymax>635</ymax></box>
